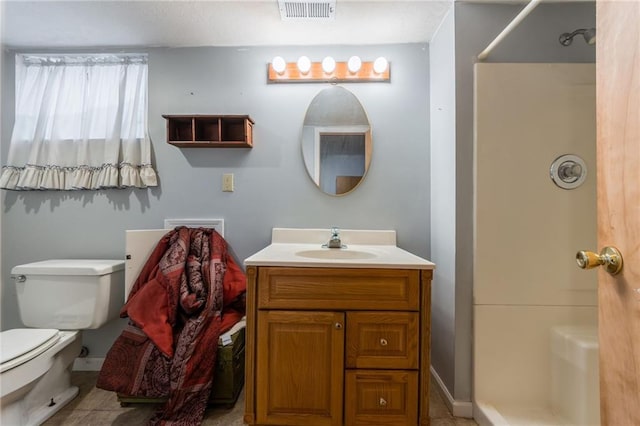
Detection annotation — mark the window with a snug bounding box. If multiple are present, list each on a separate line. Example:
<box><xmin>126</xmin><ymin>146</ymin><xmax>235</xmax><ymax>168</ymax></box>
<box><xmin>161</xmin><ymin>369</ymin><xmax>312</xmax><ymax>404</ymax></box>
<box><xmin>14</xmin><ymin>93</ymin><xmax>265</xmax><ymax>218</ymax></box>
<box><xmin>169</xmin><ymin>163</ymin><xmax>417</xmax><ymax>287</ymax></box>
<box><xmin>1</xmin><ymin>53</ymin><xmax>157</xmax><ymax>190</ymax></box>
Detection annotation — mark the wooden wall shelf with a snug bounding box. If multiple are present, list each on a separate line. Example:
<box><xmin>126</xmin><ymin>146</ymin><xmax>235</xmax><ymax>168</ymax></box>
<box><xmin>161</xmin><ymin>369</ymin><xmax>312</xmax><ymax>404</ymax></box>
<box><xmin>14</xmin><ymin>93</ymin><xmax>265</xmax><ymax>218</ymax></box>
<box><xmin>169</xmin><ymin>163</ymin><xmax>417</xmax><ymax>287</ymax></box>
<box><xmin>163</xmin><ymin>115</ymin><xmax>254</xmax><ymax>148</ymax></box>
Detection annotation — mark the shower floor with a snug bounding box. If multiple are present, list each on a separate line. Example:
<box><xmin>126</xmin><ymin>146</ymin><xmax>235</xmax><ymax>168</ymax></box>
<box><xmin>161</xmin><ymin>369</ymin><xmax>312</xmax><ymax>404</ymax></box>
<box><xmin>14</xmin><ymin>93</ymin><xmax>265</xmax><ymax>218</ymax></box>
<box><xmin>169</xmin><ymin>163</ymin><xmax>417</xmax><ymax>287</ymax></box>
<box><xmin>475</xmin><ymin>400</ymin><xmax>579</xmax><ymax>426</ymax></box>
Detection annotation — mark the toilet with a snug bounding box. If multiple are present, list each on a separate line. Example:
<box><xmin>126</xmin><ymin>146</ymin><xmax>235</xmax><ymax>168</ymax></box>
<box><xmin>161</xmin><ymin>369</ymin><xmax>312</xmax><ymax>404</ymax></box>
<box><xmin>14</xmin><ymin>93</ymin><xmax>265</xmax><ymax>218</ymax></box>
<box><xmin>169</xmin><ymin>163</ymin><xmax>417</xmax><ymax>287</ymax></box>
<box><xmin>0</xmin><ymin>259</ymin><xmax>124</xmax><ymax>426</ymax></box>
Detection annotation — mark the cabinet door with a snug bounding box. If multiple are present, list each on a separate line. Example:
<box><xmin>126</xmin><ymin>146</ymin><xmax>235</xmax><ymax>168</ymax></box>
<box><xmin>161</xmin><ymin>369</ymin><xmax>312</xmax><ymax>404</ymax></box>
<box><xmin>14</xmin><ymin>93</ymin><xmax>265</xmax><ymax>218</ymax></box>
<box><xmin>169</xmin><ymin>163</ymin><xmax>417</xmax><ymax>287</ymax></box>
<box><xmin>256</xmin><ymin>310</ymin><xmax>345</xmax><ymax>426</ymax></box>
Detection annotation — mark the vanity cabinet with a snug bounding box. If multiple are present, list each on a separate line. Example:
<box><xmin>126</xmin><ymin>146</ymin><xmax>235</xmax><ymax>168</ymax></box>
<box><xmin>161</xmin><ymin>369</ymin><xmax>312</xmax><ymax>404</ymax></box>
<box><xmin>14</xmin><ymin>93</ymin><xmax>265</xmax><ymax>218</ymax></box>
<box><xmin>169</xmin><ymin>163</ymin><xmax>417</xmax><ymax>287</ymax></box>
<box><xmin>162</xmin><ymin>114</ymin><xmax>254</xmax><ymax>148</ymax></box>
<box><xmin>244</xmin><ymin>266</ymin><xmax>433</xmax><ymax>426</ymax></box>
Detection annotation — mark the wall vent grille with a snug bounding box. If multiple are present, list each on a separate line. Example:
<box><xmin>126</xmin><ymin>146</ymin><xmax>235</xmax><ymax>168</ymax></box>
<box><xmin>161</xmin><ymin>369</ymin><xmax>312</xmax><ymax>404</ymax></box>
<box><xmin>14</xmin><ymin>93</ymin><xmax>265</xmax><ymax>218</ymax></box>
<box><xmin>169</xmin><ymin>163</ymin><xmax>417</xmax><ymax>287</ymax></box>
<box><xmin>278</xmin><ymin>0</ymin><xmax>336</xmax><ymax>21</ymax></box>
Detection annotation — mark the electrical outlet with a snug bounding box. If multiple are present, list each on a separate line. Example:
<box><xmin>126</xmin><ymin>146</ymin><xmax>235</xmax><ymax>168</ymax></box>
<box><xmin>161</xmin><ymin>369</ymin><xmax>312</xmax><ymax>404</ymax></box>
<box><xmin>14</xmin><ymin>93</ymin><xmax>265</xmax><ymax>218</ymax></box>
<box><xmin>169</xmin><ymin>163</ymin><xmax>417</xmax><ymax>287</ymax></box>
<box><xmin>222</xmin><ymin>173</ymin><xmax>234</xmax><ymax>192</ymax></box>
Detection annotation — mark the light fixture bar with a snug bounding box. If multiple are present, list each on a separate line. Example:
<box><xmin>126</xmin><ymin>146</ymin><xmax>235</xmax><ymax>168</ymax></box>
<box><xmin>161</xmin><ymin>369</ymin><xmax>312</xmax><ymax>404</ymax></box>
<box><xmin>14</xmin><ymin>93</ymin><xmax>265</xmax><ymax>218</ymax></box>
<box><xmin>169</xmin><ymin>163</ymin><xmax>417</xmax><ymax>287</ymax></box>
<box><xmin>267</xmin><ymin>61</ymin><xmax>390</xmax><ymax>84</ymax></box>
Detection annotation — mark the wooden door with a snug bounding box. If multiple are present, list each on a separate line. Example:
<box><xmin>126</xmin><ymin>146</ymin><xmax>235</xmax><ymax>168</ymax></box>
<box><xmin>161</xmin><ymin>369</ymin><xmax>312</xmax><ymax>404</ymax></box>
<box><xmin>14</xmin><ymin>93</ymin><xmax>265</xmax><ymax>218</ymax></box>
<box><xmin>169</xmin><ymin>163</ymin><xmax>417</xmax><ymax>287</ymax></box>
<box><xmin>596</xmin><ymin>1</ymin><xmax>640</xmax><ymax>424</ymax></box>
<box><xmin>256</xmin><ymin>310</ymin><xmax>345</xmax><ymax>426</ymax></box>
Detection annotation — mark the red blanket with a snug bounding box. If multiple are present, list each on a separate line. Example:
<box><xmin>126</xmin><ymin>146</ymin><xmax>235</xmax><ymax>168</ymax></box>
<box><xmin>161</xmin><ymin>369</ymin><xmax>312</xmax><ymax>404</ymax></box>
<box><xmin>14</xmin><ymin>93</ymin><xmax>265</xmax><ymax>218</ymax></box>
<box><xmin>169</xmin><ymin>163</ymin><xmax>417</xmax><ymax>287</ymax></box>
<box><xmin>97</xmin><ymin>227</ymin><xmax>246</xmax><ymax>425</ymax></box>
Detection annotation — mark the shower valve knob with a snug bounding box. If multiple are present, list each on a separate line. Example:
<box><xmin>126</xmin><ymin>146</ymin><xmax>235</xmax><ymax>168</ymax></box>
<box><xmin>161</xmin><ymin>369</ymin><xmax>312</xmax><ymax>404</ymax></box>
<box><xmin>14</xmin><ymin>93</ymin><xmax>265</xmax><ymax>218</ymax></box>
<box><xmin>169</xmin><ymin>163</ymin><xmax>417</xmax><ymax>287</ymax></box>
<box><xmin>576</xmin><ymin>246</ymin><xmax>623</xmax><ymax>275</ymax></box>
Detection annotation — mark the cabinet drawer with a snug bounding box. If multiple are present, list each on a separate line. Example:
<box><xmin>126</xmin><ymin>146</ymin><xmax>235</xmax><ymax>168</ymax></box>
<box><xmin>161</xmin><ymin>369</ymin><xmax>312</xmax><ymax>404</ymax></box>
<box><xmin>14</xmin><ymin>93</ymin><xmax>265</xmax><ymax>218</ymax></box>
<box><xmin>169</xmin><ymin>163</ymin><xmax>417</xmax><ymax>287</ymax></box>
<box><xmin>258</xmin><ymin>267</ymin><xmax>420</xmax><ymax>311</ymax></box>
<box><xmin>345</xmin><ymin>370</ymin><xmax>418</xmax><ymax>426</ymax></box>
<box><xmin>346</xmin><ymin>312</ymin><xmax>419</xmax><ymax>369</ymax></box>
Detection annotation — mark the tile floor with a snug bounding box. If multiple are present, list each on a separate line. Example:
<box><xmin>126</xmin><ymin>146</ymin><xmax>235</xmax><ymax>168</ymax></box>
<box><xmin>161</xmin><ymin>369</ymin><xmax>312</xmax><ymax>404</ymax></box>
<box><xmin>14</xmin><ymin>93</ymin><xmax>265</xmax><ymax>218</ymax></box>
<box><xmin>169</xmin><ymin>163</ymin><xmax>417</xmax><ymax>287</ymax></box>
<box><xmin>43</xmin><ymin>372</ymin><xmax>478</xmax><ymax>425</ymax></box>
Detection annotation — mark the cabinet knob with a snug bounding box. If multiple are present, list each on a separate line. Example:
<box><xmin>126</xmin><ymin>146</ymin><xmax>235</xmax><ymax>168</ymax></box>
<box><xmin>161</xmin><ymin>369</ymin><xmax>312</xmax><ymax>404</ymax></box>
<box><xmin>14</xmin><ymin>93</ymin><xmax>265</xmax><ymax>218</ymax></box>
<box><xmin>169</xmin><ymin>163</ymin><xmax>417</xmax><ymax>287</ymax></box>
<box><xmin>379</xmin><ymin>338</ymin><xmax>388</xmax><ymax>346</ymax></box>
<box><xmin>335</xmin><ymin>322</ymin><xmax>343</xmax><ymax>330</ymax></box>
<box><xmin>379</xmin><ymin>397</ymin><xmax>387</xmax><ymax>407</ymax></box>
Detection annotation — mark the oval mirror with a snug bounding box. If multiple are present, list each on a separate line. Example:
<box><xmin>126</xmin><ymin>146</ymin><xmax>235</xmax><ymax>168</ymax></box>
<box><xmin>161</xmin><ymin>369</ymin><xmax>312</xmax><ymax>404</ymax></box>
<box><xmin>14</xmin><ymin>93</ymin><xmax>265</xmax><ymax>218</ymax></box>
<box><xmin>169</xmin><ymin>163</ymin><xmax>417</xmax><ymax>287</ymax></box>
<box><xmin>302</xmin><ymin>86</ymin><xmax>372</xmax><ymax>196</ymax></box>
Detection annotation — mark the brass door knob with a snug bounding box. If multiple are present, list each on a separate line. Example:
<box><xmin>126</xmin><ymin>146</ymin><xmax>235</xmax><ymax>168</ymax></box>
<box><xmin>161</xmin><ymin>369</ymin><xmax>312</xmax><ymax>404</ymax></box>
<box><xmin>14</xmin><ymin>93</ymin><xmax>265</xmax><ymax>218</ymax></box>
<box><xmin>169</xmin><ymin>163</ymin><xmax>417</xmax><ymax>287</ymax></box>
<box><xmin>576</xmin><ymin>246</ymin><xmax>623</xmax><ymax>275</ymax></box>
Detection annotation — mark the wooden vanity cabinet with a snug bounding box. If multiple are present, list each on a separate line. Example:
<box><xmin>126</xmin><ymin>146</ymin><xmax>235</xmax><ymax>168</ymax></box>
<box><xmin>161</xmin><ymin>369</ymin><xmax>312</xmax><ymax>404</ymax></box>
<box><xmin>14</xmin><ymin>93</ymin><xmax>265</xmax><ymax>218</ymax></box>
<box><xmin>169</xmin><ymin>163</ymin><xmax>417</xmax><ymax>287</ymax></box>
<box><xmin>244</xmin><ymin>266</ymin><xmax>433</xmax><ymax>426</ymax></box>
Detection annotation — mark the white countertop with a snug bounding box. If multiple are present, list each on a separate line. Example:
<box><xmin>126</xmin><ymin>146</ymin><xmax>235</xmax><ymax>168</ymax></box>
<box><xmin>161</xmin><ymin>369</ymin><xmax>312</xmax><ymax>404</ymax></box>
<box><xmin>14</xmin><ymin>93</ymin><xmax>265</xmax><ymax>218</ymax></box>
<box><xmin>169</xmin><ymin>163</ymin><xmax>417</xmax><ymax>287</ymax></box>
<box><xmin>244</xmin><ymin>228</ymin><xmax>435</xmax><ymax>270</ymax></box>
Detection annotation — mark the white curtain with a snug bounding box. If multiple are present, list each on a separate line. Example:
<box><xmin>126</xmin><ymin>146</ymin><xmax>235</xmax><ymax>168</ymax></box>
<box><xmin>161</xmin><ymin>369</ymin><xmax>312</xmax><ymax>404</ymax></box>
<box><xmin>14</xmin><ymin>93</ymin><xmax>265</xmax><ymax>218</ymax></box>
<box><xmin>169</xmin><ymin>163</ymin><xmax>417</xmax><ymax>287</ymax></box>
<box><xmin>0</xmin><ymin>53</ymin><xmax>158</xmax><ymax>190</ymax></box>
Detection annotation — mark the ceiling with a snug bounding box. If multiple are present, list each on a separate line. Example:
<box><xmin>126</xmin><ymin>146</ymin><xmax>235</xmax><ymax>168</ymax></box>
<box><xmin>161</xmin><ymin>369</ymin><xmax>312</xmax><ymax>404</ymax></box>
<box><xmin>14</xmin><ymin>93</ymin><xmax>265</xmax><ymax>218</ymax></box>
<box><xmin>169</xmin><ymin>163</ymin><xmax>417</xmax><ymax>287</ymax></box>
<box><xmin>1</xmin><ymin>0</ymin><xmax>456</xmax><ymax>49</ymax></box>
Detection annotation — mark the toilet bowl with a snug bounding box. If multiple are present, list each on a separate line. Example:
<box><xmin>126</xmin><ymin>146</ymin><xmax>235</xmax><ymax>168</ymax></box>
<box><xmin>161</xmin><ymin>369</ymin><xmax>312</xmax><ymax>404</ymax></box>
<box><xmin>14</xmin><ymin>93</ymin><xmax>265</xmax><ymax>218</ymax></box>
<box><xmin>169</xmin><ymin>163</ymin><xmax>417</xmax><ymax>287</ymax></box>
<box><xmin>0</xmin><ymin>259</ymin><xmax>124</xmax><ymax>426</ymax></box>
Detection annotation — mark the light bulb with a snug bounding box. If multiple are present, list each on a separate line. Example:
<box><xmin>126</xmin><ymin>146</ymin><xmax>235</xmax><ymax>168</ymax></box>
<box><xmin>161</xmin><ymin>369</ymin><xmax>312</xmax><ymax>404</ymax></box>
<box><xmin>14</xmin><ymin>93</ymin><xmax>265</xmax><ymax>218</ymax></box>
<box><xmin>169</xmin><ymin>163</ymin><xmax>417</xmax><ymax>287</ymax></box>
<box><xmin>271</xmin><ymin>56</ymin><xmax>287</xmax><ymax>74</ymax></box>
<box><xmin>297</xmin><ymin>56</ymin><xmax>311</xmax><ymax>74</ymax></box>
<box><xmin>373</xmin><ymin>57</ymin><xmax>388</xmax><ymax>74</ymax></box>
<box><xmin>272</xmin><ymin>56</ymin><xmax>286</xmax><ymax>75</ymax></box>
<box><xmin>347</xmin><ymin>56</ymin><xmax>362</xmax><ymax>73</ymax></box>
<box><xmin>322</xmin><ymin>56</ymin><xmax>336</xmax><ymax>74</ymax></box>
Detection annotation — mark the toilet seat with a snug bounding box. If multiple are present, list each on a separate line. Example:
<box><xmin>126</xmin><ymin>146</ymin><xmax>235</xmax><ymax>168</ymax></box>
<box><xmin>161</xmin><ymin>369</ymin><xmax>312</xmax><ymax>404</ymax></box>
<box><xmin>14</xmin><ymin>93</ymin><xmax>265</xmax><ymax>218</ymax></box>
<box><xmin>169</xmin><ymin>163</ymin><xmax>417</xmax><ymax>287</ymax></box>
<box><xmin>0</xmin><ymin>328</ymin><xmax>60</xmax><ymax>373</ymax></box>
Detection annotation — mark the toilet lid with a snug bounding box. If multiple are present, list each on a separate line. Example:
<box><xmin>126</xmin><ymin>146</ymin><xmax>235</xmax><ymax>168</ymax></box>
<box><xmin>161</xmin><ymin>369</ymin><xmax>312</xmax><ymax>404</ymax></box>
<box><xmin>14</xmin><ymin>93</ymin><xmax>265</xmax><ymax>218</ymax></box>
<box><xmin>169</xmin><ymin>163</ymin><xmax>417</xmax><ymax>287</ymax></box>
<box><xmin>0</xmin><ymin>329</ymin><xmax>60</xmax><ymax>373</ymax></box>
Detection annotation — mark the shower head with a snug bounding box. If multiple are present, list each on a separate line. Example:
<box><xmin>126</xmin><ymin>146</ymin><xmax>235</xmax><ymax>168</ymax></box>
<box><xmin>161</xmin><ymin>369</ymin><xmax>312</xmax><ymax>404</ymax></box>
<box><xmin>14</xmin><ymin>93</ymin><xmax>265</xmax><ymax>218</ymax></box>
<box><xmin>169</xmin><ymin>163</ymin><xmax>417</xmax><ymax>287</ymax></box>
<box><xmin>559</xmin><ymin>28</ymin><xmax>596</xmax><ymax>46</ymax></box>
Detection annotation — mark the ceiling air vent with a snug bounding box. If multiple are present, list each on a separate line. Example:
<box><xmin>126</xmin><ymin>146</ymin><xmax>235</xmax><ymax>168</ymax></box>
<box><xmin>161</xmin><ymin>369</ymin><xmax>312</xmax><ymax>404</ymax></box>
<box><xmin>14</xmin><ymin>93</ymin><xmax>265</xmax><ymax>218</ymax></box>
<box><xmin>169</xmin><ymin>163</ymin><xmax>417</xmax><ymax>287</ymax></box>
<box><xmin>278</xmin><ymin>0</ymin><xmax>336</xmax><ymax>21</ymax></box>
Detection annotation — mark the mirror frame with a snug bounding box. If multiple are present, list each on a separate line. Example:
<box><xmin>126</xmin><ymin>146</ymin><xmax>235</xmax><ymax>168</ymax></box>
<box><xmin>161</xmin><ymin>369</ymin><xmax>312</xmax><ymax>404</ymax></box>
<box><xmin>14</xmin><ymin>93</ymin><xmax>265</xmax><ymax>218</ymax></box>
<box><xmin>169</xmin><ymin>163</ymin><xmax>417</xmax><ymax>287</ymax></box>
<box><xmin>301</xmin><ymin>87</ymin><xmax>372</xmax><ymax>196</ymax></box>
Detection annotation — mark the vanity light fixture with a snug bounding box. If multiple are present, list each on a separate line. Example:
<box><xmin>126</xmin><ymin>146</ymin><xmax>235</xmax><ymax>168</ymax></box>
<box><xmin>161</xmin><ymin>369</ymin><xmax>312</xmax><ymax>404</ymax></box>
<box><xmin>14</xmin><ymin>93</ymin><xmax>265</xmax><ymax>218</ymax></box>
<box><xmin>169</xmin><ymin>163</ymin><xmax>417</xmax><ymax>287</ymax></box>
<box><xmin>267</xmin><ymin>56</ymin><xmax>390</xmax><ymax>83</ymax></box>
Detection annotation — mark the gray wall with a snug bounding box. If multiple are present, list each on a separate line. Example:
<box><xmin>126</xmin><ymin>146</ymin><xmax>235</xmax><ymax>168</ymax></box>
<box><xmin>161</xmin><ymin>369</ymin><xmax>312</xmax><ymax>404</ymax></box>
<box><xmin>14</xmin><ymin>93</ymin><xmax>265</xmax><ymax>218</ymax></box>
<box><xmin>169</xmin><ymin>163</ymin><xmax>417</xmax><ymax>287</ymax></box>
<box><xmin>429</xmin><ymin>6</ymin><xmax>457</xmax><ymax>401</ymax></box>
<box><xmin>434</xmin><ymin>0</ymin><xmax>597</xmax><ymax>405</ymax></box>
<box><xmin>1</xmin><ymin>44</ymin><xmax>430</xmax><ymax>357</ymax></box>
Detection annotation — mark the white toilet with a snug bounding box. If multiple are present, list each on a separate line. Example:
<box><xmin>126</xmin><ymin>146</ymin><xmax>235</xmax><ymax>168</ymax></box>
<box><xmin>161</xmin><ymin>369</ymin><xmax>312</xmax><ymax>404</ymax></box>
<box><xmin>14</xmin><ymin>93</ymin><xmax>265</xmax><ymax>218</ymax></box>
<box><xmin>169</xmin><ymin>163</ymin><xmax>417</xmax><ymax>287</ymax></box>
<box><xmin>0</xmin><ymin>259</ymin><xmax>124</xmax><ymax>426</ymax></box>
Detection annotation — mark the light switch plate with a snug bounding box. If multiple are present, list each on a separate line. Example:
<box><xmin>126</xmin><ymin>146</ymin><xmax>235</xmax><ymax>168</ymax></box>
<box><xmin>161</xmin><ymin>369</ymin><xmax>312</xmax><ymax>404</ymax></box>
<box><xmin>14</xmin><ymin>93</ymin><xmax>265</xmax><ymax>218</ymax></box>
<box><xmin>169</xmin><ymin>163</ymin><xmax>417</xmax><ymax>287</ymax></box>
<box><xmin>222</xmin><ymin>173</ymin><xmax>234</xmax><ymax>192</ymax></box>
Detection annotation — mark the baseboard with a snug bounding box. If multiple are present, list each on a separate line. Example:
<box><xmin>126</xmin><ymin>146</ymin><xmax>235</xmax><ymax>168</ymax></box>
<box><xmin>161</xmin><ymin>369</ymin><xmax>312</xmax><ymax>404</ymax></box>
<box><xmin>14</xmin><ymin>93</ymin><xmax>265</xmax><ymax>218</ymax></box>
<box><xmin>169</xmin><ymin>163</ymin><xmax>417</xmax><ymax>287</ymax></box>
<box><xmin>430</xmin><ymin>366</ymin><xmax>474</xmax><ymax>418</ymax></box>
<box><xmin>73</xmin><ymin>357</ymin><xmax>104</xmax><ymax>371</ymax></box>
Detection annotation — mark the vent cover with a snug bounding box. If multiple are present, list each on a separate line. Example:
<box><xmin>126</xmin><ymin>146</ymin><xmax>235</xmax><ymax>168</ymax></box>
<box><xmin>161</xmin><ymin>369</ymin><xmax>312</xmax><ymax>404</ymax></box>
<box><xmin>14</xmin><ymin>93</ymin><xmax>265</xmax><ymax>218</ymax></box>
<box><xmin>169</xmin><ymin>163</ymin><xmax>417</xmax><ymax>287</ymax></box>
<box><xmin>278</xmin><ymin>0</ymin><xmax>336</xmax><ymax>21</ymax></box>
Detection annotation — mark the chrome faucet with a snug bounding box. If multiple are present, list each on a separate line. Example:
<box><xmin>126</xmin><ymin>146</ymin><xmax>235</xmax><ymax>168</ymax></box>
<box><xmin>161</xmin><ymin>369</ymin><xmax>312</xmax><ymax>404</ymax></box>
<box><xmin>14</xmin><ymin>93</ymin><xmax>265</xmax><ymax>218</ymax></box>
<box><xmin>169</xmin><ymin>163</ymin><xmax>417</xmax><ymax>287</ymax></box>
<box><xmin>324</xmin><ymin>227</ymin><xmax>346</xmax><ymax>249</ymax></box>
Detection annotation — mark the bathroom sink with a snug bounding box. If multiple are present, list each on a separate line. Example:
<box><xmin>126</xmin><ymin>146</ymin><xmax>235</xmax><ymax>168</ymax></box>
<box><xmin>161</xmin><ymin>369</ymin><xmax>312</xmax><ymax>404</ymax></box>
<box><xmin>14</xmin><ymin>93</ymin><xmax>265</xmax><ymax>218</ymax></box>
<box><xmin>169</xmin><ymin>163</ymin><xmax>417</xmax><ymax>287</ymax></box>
<box><xmin>244</xmin><ymin>228</ymin><xmax>436</xmax><ymax>268</ymax></box>
<box><xmin>295</xmin><ymin>249</ymin><xmax>377</xmax><ymax>260</ymax></box>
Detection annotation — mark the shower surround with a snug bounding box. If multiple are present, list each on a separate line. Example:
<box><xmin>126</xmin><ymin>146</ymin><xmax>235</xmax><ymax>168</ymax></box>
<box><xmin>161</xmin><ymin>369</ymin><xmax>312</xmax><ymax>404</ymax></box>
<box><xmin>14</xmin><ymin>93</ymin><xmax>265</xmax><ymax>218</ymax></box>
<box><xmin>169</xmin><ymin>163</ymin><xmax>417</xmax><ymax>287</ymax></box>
<box><xmin>473</xmin><ymin>63</ymin><xmax>598</xmax><ymax>425</ymax></box>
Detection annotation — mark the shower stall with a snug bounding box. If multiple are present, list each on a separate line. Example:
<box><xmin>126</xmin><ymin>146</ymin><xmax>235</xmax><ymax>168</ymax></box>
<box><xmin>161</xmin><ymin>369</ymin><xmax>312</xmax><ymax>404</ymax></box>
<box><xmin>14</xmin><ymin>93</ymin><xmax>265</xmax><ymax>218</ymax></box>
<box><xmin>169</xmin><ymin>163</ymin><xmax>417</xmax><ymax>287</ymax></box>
<box><xmin>472</xmin><ymin>62</ymin><xmax>598</xmax><ymax>425</ymax></box>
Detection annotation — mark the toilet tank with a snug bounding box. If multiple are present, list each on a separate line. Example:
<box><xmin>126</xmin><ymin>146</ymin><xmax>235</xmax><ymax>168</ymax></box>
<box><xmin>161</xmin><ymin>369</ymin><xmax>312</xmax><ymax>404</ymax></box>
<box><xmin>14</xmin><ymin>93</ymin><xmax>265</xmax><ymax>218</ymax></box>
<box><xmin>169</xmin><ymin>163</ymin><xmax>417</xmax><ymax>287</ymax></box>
<box><xmin>12</xmin><ymin>259</ymin><xmax>125</xmax><ymax>330</ymax></box>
